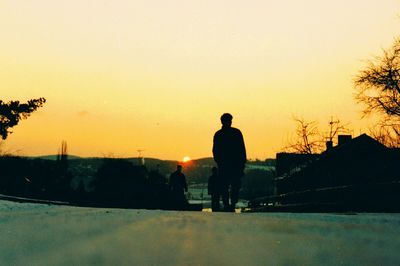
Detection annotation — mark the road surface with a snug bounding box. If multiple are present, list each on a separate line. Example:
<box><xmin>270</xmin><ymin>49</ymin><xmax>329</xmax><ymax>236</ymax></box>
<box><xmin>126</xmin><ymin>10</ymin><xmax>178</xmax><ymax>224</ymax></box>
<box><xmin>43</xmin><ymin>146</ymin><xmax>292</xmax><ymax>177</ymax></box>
<box><xmin>1</xmin><ymin>200</ymin><xmax>399</xmax><ymax>265</ymax></box>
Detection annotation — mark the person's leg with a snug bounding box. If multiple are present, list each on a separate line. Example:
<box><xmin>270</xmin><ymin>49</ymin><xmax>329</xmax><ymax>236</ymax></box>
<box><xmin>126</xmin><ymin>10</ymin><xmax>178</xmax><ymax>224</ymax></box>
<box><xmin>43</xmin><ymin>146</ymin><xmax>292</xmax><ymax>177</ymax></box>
<box><xmin>211</xmin><ymin>194</ymin><xmax>220</xmax><ymax>211</ymax></box>
<box><xmin>230</xmin><ymin>177</ymin><xmax>241</xmax><ymax>207</ymax></box>
<box><xmin>220</xmin><ymin>181</ymin><xmax>229</xmax><ymax>209</ymax></box>
<box><xmin>218</xmin><ymin>167</ymin><xmax>230</xmax><ymax>209</ymax></box>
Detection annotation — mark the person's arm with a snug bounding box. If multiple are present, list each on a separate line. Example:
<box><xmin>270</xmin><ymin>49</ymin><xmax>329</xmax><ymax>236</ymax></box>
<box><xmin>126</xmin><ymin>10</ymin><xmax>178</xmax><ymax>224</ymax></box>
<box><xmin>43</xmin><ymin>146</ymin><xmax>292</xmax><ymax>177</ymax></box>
<box><xmin>234</xmin><ymin>130</ymin><xmax>246</xmax><ymax>175</ymax></box>
<box><xmin>168</xmin><ymin>174</ymin><xmax>173</xmax><ymax>190</ymax></box>
<box><xmin>239</xmin><ymin>131</ymin><xmax>247</xmax><ymax>165</ymax></box>
<box><xmin>183</xmin><ymin>175</ymin><xmax>188</xmax><ymax>192</ymax></box>
<box><xmin>212</xmin><ymin>133</ymin><xmax>220</xmax><ymax>164</ymax></box>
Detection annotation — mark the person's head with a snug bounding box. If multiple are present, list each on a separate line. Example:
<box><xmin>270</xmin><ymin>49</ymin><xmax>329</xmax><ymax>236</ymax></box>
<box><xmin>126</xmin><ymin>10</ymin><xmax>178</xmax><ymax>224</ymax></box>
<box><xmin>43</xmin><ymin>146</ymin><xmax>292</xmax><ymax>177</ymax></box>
<box><xmin>176</xmin><ymin>164</ymin><xmax>183</xmax><ymax>172</ymax></box>
<box><xmin>220</xmin><ymin>113</ymin><xmax>233</xmax><ymax>127</ymax></box>
<box><xmin>211</xmin><ymin>166</ymin><xmax>218</xmax><ymax>175</ymax></box>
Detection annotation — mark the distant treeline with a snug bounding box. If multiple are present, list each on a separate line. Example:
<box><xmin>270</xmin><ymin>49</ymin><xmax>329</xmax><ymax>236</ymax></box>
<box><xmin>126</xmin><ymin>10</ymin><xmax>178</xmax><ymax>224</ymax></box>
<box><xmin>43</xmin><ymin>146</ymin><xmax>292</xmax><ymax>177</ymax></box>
<box><xmin>0</xmin><ymin>156</ymin><xmax>276</xmax><ymax>207</ymax></box>
<box><xmin>0</xmin><ymin>156</ymin><xmax>176</xmax><ymax>209</ymax></box>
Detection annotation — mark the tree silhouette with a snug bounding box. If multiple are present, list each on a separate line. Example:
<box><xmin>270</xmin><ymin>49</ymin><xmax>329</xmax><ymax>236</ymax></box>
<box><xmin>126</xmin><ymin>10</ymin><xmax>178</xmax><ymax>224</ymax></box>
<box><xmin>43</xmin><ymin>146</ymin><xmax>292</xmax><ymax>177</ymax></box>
<box><xmin>355</xmin><ymin>38</ymin><xmax>400</xmax><ymax>146</ymax></box>
<box><xmin>283</xmin><ymin>116</ymin><xmax>350</xmax><ymax>154</ymax></box>
<box><xmin>355</xmin><ymin>39</ymin><xmax>400</xmax><ymax>117</ymax></box>
<box><xmin>369</xmin><ymin>118</ymin><xmax>400</xmax><ymax>148</ymax></box>
<box><xmin>0</xmin><ymin>98</ymin><xmax>46</xmax><ymax>140</ymax></box>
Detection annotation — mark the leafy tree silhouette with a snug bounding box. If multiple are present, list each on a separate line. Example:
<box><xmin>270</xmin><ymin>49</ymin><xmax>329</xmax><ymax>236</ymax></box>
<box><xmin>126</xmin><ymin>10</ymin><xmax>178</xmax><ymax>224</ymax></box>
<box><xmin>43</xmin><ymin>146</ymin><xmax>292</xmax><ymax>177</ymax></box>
<box><xmin>0</xmin><ymin>98</ymin><xmax>46</xmax><ymax>140</ymax></box>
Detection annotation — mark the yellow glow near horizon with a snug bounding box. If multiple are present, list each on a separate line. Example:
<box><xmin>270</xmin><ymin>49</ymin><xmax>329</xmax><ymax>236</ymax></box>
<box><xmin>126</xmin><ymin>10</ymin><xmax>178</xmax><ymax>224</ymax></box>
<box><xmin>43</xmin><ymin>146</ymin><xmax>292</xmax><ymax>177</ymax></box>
<box><xmin>1</xmin><ymin>1</ymin><xmax>400</xmax><ymax>160</ymax></box>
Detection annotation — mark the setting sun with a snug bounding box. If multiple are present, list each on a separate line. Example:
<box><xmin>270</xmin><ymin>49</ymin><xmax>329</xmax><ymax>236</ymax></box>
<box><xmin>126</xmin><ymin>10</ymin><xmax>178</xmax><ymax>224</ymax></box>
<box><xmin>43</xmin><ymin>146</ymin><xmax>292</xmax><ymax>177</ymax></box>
<box><xmin>182</xmin><ymin>156</ymin><xmax>191</xmax><ymax>163</ymax></box>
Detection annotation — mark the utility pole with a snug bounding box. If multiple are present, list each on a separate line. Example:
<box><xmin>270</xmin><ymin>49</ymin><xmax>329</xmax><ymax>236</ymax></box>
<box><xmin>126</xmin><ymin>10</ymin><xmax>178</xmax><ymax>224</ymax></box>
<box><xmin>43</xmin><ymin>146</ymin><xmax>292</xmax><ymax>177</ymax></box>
<box><xmin>137</xmin><ymin>149</ymin><xmax>145</xmax><ymax>165</ymax></box>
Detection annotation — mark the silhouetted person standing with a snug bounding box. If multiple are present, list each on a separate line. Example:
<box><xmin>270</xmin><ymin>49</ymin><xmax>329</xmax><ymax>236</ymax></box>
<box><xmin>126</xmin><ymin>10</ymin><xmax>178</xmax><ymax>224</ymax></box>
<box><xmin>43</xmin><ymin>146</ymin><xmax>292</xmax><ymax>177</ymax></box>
<box><xmin>208</xmin><ymin>167</ymin><xmax>221</xmax><ymax>212</ymax></box>
<box><xmin>169</xmin><ymin>164</ymin><xmax>188</xmax><ymax>208</ymax></box>
<box><xmin>213</xmin><ymin>113</ymin><xmax>246</xmax><ymax>212</ymax></box>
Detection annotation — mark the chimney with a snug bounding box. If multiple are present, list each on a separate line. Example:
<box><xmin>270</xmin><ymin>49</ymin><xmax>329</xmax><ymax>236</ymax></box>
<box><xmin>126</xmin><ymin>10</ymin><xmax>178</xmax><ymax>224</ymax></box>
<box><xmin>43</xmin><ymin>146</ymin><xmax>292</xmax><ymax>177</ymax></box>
<box><xmin>338</xmin><ymin>135</ymin><xmax>352</xmax><ymax>146</ymax></box>
<box><xmin>326</xmin><ymin>141</ymin><xmax>333</xmax><ymax>151</ymax></box>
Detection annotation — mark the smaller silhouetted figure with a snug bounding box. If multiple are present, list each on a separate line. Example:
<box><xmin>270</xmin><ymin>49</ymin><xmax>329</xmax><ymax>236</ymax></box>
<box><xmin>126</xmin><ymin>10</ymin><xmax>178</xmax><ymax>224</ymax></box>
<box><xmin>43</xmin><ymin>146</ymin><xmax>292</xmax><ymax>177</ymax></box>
<box><xmin>169</xmin><ymin>165</ymin><xmax>188</xmax><ymax>208</ymax></box>
<box><xmin>208</xmin><ymin>167</ymin><xmax>221</xmax><ymax>212</ymax></box>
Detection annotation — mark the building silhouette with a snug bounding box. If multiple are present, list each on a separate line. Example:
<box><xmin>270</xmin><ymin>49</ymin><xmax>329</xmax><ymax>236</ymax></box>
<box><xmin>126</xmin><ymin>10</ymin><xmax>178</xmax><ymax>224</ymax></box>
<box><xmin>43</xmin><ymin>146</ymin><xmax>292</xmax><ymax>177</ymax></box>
<box><xmin>250</xmin><ymin>134</ymin><xmax>400</xmax><ymax>212</ymax></box>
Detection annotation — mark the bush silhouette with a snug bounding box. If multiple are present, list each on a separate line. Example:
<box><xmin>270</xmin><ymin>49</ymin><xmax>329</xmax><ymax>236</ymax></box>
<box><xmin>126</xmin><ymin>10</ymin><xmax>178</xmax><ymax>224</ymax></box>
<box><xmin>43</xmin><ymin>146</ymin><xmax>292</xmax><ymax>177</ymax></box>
<box><xmin>93</xmin><ymin>159</ymin><xmax>150</xmax><ymax>207</ymax></box>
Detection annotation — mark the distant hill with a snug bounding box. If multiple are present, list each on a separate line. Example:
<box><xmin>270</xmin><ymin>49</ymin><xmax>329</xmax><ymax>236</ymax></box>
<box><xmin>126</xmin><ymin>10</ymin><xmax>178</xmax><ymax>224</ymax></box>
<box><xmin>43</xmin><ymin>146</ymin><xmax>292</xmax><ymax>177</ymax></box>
<box><xmin>193</xmin><ymin>157</ymin><xmax>215</xmax><ymax>165</ymax></box>
<box><xmin>29</xmin><ymin>155</ymin><xmax>275</xmax><ymax>166</ymax></box>
<box><xmin>31</xmin><ymin>155</ymin><xmax>172</xmax><ymax>162</ymax></box>
<box><xmin>31</xmin><ymin>155</ymin><xmax>82</xmax><ymax>160</ymax></box>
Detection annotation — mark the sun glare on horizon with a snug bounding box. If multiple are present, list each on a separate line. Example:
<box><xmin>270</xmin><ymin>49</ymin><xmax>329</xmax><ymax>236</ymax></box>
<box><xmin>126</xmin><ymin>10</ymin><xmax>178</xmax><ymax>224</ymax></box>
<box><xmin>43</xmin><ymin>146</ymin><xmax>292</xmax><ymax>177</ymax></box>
<box><xmin>182</xmin><ymin>156</ymin><xmax>191</xmax><ymax>163</ymax></box>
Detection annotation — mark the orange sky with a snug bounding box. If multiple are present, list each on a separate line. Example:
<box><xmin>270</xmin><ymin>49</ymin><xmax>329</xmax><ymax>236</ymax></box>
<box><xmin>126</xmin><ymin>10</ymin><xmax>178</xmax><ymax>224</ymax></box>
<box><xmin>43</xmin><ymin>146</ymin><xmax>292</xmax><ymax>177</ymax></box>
<box><xmin>1</xmin><ymin>1</ymin><xmax>400</xmax><ymax>160</ymax></box>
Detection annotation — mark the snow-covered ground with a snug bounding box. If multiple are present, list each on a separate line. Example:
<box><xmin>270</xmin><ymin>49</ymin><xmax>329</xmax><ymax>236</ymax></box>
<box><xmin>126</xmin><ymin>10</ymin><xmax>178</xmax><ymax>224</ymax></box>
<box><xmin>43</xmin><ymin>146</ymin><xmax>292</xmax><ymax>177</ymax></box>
<box><xmin>1</xmin><ymin>200</ymin><xmax>399</xmax><ymax>266</ymax></box>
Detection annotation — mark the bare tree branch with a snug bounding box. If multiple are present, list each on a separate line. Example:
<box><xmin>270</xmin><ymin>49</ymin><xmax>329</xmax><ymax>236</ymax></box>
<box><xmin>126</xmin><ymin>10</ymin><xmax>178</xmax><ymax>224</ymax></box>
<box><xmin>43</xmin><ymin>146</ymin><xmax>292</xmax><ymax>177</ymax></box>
<box><xmin>282</xmin><ymin>116</ymin><xmax>323</xmax><ymax>154</ymax></box>
<box><xmin>369</xmin><ymin>117</ymin><xmax>400</xmax><ymax>148</ymax></box>
<box><xmin>323</xmin><ymin>117</ymin><xmax>350</xmax><ymax>145</ymax></box>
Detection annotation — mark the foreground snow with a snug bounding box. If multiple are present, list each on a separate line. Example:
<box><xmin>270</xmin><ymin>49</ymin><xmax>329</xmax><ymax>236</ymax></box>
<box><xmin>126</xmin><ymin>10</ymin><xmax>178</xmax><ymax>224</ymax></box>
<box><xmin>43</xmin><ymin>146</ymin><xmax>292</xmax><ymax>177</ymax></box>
<box><xmin>0</xmin><ymin>200</ymin><xmax>399</xmax><ymax>266</ymax></box>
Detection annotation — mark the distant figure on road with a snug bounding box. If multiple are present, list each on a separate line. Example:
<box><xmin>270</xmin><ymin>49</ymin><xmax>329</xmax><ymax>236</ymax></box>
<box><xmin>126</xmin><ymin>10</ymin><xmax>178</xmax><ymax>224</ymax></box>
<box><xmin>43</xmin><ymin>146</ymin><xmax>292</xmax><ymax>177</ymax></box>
<box><xmin>169</xmin><ymin>165</ymin><xmax>188</xmax><ymax>208</ymax></box>
<box><xmin>213</xmin><ymin>113</ymin><xmax>246</xmax><ymax>212</ymax></box>
<box><xmin>208</xmin><ymin>167</ymin><xmax>221</xmax><ymax>212</ymax></box>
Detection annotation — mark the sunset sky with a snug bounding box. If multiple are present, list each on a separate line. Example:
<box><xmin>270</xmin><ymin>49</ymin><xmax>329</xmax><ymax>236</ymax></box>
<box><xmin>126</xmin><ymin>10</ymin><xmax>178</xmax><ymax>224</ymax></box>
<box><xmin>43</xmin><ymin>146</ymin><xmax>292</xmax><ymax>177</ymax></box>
<box><xmin>1</xmin><ymin>0</ymin><xmax>400</xmax><ymax>160</ymax></box>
